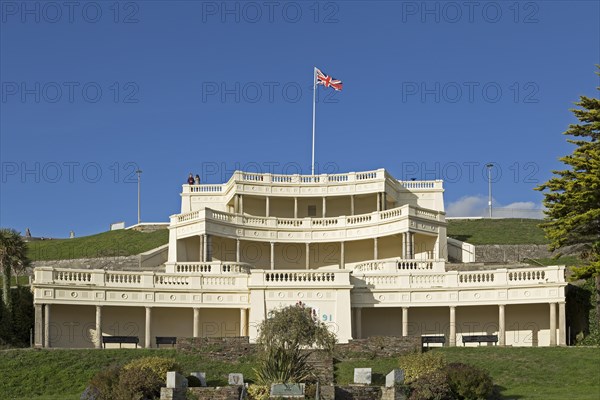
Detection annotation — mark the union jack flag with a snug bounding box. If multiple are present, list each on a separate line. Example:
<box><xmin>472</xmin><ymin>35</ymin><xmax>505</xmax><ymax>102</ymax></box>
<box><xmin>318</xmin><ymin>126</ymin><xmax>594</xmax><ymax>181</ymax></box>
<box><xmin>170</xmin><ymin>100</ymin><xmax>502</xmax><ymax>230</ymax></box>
<box><xmin>316</xmin><ymin>68</ymin><xmax>343</xmax><ymax>91</ymax></box>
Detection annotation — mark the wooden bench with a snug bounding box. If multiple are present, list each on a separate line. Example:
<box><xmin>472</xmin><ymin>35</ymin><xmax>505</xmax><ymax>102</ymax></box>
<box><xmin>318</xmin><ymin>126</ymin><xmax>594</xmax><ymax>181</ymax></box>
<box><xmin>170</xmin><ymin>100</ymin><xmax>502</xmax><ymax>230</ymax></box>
<box><xmin>156</xmin><ymin>336</ymin><xmax>177</xmax><ymax>348</ymax></box>
<box><xmin>421</xmin><ymin>335</ymin><xmax>446</xmax><ymax>348</ymax></box>
<box><xmin>102</xmin><ymin>336</ymin><xmax>139</xmax><ymax>348</ymax></box>
<box><xmin>462</xmin><ymin>335</ymin><xmax>498</xmax><ymax>346</ymax></box>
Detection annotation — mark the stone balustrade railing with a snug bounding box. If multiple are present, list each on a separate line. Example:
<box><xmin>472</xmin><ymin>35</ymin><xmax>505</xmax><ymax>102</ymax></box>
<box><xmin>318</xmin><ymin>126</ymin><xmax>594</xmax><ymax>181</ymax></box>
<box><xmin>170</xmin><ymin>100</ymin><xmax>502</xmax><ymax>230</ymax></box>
<box><xmin>249</xmin><ymin>269</ymin><xmax>351</xmax><ymax>287</ymax></box>
<box><xmin>347</xmin><ymin>258</ymin><xmax>445</xmax><ymax>273</ymax></box>
<box><xmin>180</xmin><ymin>169</ymin><xmax>444</xmax><ymax>195</ymax></box>
<box><xmin>174</xmin><ymin>204</ymin><xmax>443</xmax><ymax>227</ymax></box>
<box><xmin>165</xmin><ymin>261</ymin><xmax>252</xmax><ymax>274</ymax></box>
<box><xmin>351</xmin><ymin>266</ymin><xmax>565</xmax><ymax>289</ymax></box>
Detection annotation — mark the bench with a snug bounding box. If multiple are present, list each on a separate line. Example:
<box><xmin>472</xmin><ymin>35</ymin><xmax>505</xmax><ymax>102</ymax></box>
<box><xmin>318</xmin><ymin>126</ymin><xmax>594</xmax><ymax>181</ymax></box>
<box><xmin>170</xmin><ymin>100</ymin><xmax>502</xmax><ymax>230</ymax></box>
<box><xmin>462</xmin><ymin>335</ymin><xmax>498</xmax><ymax>346</ymax></box>
<box><xmin>421</xmin><ymin>335</ymin><xmax>446</xmax><ymax>348</ymax></box>
<box><xmin>156</xmin><ymin>336</ymin><xmax>177</xmax><ymax>348</ymax></box>
<box><xmin>102</xmin><ymin>336</ymin><xmax>139</xmax><ymax>348</ymax></box>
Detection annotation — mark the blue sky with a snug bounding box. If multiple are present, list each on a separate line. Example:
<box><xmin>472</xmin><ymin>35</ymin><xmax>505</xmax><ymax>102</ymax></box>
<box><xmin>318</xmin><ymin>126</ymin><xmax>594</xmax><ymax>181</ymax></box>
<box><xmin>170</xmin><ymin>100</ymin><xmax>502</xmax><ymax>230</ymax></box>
<box><xmin>1</xmin><ymin>0</ymin><xmax>599</xmax><ymax>237</ymax></box>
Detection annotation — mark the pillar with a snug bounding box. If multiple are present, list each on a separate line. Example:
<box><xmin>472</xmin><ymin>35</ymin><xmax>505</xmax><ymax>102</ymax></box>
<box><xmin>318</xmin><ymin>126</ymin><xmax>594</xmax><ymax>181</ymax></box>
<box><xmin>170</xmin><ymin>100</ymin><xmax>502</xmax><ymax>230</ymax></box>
<box><xmin>382</xmin><ymin>192</ymin><xmax>387</xmax><ymax>210</ymax></box>
<box><xmin>145</xmin><ymin>307</ymin><xmax>152</xmax><ymax>348</ymax></box>
<box><xmin>377</xmin><ymin>192</ymin><xmax>381</xmax><ymax>212</ymax></box>
<box><xmin>239</xmin><ymin>195</ymin><xmax>244</xmax><ymax>214</ymax></box>
<box><xmin>402</xmin><ymin>307</ymin><xmax>409</xmax><ymax>337</ymax></box>
<box><xmin>240</xmin><ymin>308</ymin><xmax>248</xmax><ymax>337</ymax></box>
<box><xmin>449</xmin><ymin>306</ymin><xmax>456</xmax><ymax>347</ymax></box>
<box><xmin>558</xmin><ymin>302</ymin><xmax>566</xmax><ymax>346</ymax></box>
<box><xmin>95</xmin><ymin>305</ymin><xmax>103</xmax><ymax>349</ymax></box>
<box><xmin>234</xmin><ymin>194</ymin><xmax>239</xmax><ymax>213</ymax></box>
<box><xmin>199</xmin><ymin>235</ymin><xmax>203</xmax><ymax>262</ymax></box>
<box><xmin>350</xmin><ymin>195</ymin><xmax>355</xmax><ymax>215</ymax></box>
<box><xmin>34</xmin><ymin>304</ymin><xmax>43</xmax><ymax>348</ymax></box>
<box><xmin>498</xmin><ymin>304</ymin><xmax>505</xmax><ymax>346</ymax></box>
<box><xmin>193</xmin><ymin>308</ymin><xmax>200</xmax><ymax>338</ymax></box>
<box><xmin>203</xmin><ymin>234</ymin><xmax>212</xmax><ymax>262</ymax></box>
<box><xmin>44</xmin><ymin>304</ymin><xmax>51</xmax><ymax>348</ymax></box>
<box><xmin>355</xmin><ymin>308</ymin><xmax>362</xmax><ymax>339</ymax></box>
<box><xmin>340</xmin><ymin>241</ymin><xmax>345</xmax><ymax>269</ymax></box>
<box><xmin>270</xmin><ymin>242</ymin><xmax>275</xmax><ymax>270</ymax></box>
<box><xmin>373</xmin><ymin>237</ymin><xmax>378</xmax><ymax>260</ymax></box>
<box><xmin>294</xmin><ymin>197</ymin><xmax>298</xmax><ymax>218</ymax></box>
<box><xmin>407</xmin><ymin>232</ymin><xmax>414</xmax><ymax>259</ymax></box>
<box><xmin>236</xmin><ymin>239</ymin><xmax>241</xmax><ymax>263</ymax></box>
<box><xmin>266</xmin><ymin>196</ymin><xmax>270</xmax><ymax>217</ymax></box>
<box><xmin>401</xmin><ymin>233</ymin><xmax>407</xmax><ymax>259</ymax></box>
<box><xmin>305</xmin><ymin>243</ymin><xmax>310</xmax><ymax>269</ymax></box>
<box><xmin>322</xmin><ymin>197</ymin><xmax>327</xmax><ymax>217</ymax></box>
<box><xmin>549</xmin><ymin>303</ymin><xmax>557</xmax><ymax>346</ymax></box>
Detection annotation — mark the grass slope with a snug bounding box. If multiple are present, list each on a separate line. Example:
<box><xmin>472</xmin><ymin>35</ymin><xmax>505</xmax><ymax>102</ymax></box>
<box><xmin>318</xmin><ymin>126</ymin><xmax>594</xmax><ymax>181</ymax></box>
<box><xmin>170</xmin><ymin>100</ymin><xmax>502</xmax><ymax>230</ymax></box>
<box><xmin>26</xmin><ymin>229</ymin><xmax>169</xmax><ymax>261</ymax></box>
<box><xmin>1</xmin><ymin>347</ymin><xmax>598</xmax><ymax>400</ymax></box>
<box><xmin>447</xmin><ymin>219</ymin><xmax>548</xmax><ymax>245</ymax></box>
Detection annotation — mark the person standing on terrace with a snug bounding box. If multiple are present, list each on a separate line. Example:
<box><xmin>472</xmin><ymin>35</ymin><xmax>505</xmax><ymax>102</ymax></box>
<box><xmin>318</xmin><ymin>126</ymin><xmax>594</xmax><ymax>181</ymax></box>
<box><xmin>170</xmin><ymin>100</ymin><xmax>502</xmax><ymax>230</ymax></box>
<box><xmin>187</xmin><ymin>173</ymin><xmax>194</xmax><ymax>185</ymax></box>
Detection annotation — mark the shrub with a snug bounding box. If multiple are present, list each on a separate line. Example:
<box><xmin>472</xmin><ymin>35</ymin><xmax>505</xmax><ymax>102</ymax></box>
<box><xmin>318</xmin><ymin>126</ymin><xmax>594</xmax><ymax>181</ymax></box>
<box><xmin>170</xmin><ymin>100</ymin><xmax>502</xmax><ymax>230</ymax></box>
<box><xmin>254</xmin><ymin>347</ymin><xmax>312</xmax><ymax>385</ymax></box>
<box><xmin>247</xmin><ymin>384</ymin><xmax>270</xmax><ymax>400</ymax></box>
<box><xmin>88</xmin><ymin>365</ymin><xmax>122</xmax><ymax>400</ymax></box>
<box><xmin>408</xmin><ymin>369</ymin><xmax>454</xmax><ymax>400</ymax></box>
<box><xmin>122</xmin><ymin>356</ymin><xmax>182</xmax><ymax>383</ymax></box>
<box><xmin>186</xmin><ymin>375</ymin><xmax>202</xmax><ymax>387</ymax></box>
<box><xmin>445</xmin><ymin>363</ymin><xmax>494</xmax><ymax>400</ymax></box>
<box><xmin>399</xmin><ymin>351</ymin><xmax>447</xmax><ymax>383</ymax></box>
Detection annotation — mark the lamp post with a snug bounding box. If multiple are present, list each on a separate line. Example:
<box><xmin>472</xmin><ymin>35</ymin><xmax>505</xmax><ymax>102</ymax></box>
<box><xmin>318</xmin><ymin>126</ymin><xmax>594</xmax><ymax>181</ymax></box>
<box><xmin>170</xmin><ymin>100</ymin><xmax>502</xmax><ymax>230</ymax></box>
<box><xmin>485</xmin><ymin>163</ymin><xmax>493</xmax><ymax>218</ymax></box>
<box><xmin>136</xmin><ymin>169</ymin><xmax>142</xmax><ymax>225</ymax></box>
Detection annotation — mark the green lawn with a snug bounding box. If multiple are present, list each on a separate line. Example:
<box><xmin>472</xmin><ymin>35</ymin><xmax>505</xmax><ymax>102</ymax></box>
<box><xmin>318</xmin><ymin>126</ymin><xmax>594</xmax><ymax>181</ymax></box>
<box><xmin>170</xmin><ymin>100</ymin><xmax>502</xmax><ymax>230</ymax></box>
<box><xmin>1</xmin><ymin>347</ymin><xmax>598</xmax><ymax>400</ymax></box>
<box><xmin>26</xmin><ymin>229</ymin><xmax>168</xmax><ymax>261</ymax></box>
<box><xmin>447</xmin><ymin>219</ymin><xmax>548</xmax><ymax>245</ymax></box>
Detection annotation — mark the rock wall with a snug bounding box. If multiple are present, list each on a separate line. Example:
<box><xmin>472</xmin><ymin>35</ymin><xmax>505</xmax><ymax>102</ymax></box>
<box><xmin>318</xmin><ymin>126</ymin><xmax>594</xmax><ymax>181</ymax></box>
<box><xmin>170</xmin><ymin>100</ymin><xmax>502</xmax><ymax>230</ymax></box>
<box><xmin>335</xmin><ymin>386</ymin><xmax>382</xmax><ymax>400</ymax></box>
<box><xmin>474</xmin><ymin>244</ymin><xmax>552</xmax><ymax>263</ymax></box>
<box><xmin>187</xmin><ymin>386</ymin><xmax>242</xmax><ymax>400</ymax></box>
<box><xmin>336</xmin><ymin>336</ymin><xmax>420</xmax><ymax>359</ymax></box>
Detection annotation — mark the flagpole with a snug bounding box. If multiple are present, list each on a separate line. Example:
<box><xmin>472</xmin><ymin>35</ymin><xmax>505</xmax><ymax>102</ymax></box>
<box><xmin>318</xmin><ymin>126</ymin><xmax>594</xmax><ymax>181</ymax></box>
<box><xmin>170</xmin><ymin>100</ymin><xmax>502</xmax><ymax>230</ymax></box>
<box><xmin>311</xmin><ymin>67</ymin><xmax>317</xmax><ymax>176</ymax></box>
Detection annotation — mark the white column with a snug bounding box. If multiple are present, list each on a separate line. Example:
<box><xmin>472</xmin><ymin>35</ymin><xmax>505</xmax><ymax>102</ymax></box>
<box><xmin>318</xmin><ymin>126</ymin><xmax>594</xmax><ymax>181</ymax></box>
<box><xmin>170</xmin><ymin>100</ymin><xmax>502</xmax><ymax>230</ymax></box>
<box><xmin>193</xmin><ymin>308</ymin><xmax>200</xmax><ymax>338</ymax></box>
<box><xmin>266</xmin><ymin>196</ymin><xmax>270</xmax><ymax>217</ymax></box>
<box><xmin>340</xmin><ymin>241</ymin><xmax>345</xmax><ymax>269</ymax></box>
<box><xmin>145</xmin><ymin>307</ymin><xmax>152</xmax><ymax>348</ymax></box>
<box><xmin>199</xmin><ymin>235</ymin><xmax>203</xmax><ymax>262</ymax></box>
<box><xmin>549</xmin><ymin>303</ymin><xmax>557</xmax><ymax>346</ymax></box>
<box><xmin>449</xmin><ymin>306</ymin><xmax>456</xmax><ymax>347</ymax></box>
<box><xmin>205</xmin><ymin>234</ymin><xmax>212</xmax><ymax>262</ymax></box>
<box><xmin>401</xmin><ymin>233</ymin><xmax>407</xmax><ymax>259</ymax></box>
<box><xmin>239</xmin><ymin>195</ymin><xmax>244</xmax><ymax>214</ymax></box>
<box><xmin>294</xmin><ymin>197</ymin><xmax>298</xmax><ymax>218</ymax></box>
<box><xmin>305</xmin><ymin>243</ymin><xmax>310</xmax><ymax>270</ymax></box>
<box><xmin>498</xmin><ymin>304</ymin><xmax>505</xmax><ymax>346</ymax></box>
<box><xmin>270</xmin><ymin>242</ymin><xmax>275</xmax><ymax>270</ymax></box>
<box><xmin>402</xmin><ymin>307</ymin><xmax>409</xmax><ymax>337</ymax></box>
<box><xmin>240</xmin><ymin>308</ymin><xmax>248</xmax><ymax>337</ymax></box>
<box><xmin>322</xmin><ymin>197</ymin><xmax>327</xmax><ymax>217</ymax></box>
<box><xmin>236</xmin><ymin>239</ymin><xmax>241</xmax><ymax>263</ymax></box>
<box><xmin>377</xmin><ymin>192</ymin><xmax>381</xmax><ymax>211</ymax></box>
<box><xmin>373</xmin><ymin>237</ymin><xmax>378</xmax><ymax>260</ymax></box>
<box><xmin>95</xmin><ymin>305</ymin><xmax>102</xmax><ymax>349</ymax></box>
<box><xmin>382</xmin><ymin>192</ymin><xmax>387</xmax><ymax>210</ymax></box>
<box><xmin>558</xmin><ymin>302</ymin><xmax>566</xmax><ymax>346</ymax></box>
<box><xmin>34</xmin><ymin>304</ymin><xmax>43</xmax><ymax>348</ymax></box>
<box><xmin>350</xmin><ymin>195</ymin><xmax>355</xmax><ymax>215</ymax></box>
<box><xmin>44</xmin><ymin>304</ymin><xmax>51</xmax><ymax>348</ymax></box>
<box><xmin>201</xmin><ymin>234</ymin><xmax>206</xmax><ymax>262</ymax></box>
<box><xmin>355</xmin><ymin>307</ymin><xmax>362</xmax><ymax>339</ymax></box>
<box><xmin>234</xmin><ymin>194</ymin><xmax>239</xmax><ymax>213</ymax></box>
<box><xmin>407</xmin><ymin>232</ymin><xmax>414</xmax><ymax>259</ymax></box>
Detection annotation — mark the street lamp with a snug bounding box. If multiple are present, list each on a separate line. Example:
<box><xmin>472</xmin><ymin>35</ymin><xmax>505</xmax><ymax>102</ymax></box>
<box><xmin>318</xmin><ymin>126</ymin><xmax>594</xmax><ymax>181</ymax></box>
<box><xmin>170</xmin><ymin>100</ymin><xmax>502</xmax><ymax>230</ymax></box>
<box><xmin>136</xmin><ymin>169</ymin><xmax>142</xmax><ymax>225</ymax></box>
<box><xmin>485</xmin><ymin>163</ymin><xmax>493</xmax><ymax>218</ymax></box>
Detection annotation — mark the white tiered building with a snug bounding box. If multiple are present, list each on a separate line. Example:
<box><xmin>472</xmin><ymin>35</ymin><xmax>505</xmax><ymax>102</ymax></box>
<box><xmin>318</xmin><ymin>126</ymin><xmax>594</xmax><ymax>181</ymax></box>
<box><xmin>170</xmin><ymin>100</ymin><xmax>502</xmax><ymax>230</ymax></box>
<box><xmin>33</xmin><ymin>169</ymin><xmax>567</xmax><ymax>348</ymax></box>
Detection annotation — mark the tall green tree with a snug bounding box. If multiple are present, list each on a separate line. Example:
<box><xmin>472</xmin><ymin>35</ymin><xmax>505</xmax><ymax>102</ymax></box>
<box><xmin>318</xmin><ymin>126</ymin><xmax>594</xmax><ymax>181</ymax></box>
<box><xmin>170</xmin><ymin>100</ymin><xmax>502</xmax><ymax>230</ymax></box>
<box><xmin>0</xmin><ymin>229</ymin><xmax>30</xmax><ymax>310</ymax></box>
<box><xmin>536</xmin><ymin>67</ymin><xmax>600</xmax><ymax>280</ymax></box>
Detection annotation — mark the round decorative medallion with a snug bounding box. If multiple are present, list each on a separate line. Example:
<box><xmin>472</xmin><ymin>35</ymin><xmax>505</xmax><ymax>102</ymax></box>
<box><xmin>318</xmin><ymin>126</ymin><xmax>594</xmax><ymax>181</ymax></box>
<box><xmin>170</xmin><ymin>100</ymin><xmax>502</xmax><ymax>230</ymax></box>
<box><xmin>426</xmin><ymin>294</ymin><xmax>432</xmax><ymax>300</ymax></box>
<box><xmin>474</xmin><ymin>293</ymin><xmax>481</xmax><ymax>299</ymax></box>
<box><xmin>71</xmin><ymin>292</ymin><xmax>78</xmax><ymax>298</ymax></box>
<box><xmin>170</xmin><ymin>295</ymin><xmax>176</xmax><ymax>301</ymax></box>
<box><xmin>254</xmin><ymin>232</ymin><xmax>258</xmax><ymax>236</ymax></box>
<box><xmin>121</xmin><ymin>293</ymin><xmax>128</xmax><ymax>299</ymax></box>
<box><xmin>217</xmin><ymin>295</ymin><xmax>224</xmax><ymax>302</ymax></box>
<box><xmin>379</xmin><ymin>295</ymin><xmax>385</xmax><ymax>301</ymax></box>
<box><xmin>298</xmin><ymin>292</ymin><xmax>304</xmax><ymax>298</ymax></box>
<box><xmin>316</xmin><ymin>292</ymin><xmax>323</xmax><ymax>298</ymax></box>
<box><xmin>524</xmin><ymin>291</ymin><xmax>530</xmax><ymax>297</ymax></box>
<box><xmin>278</xmin><ymin>292</ymin><xmax>284</xmax><ymax>298</ymax></box>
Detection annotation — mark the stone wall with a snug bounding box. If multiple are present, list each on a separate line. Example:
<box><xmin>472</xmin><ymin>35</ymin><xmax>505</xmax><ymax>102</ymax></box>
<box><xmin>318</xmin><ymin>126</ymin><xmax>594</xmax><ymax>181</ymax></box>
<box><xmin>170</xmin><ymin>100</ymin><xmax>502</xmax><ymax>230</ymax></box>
<box><xmin>187</xmin><ymin>386</ymin><xmax>242</xmax><ymax>400</ymax></box>
<box><xmin>335</xmin><ymin>386</ymin><xmax>382</xmax><ymax>400</ymax></box>
<box><xmin>474</xmin><ymin>244</ymin><xmax>552</xmax><ymax>263</ymax></box>
<box><xmin>32</xmin><ymin>256</ymin><xmax>142</xmax><ymax>271</ymax></box>
<box><xmin>176</xmin><ymin>337</ymin><xmax>255</xmax><ymax>362</ymax></box>
<box><xmin>336</xmin><ymin>336</ymin><xmax>420</xmax><ymax>359</ymax></box>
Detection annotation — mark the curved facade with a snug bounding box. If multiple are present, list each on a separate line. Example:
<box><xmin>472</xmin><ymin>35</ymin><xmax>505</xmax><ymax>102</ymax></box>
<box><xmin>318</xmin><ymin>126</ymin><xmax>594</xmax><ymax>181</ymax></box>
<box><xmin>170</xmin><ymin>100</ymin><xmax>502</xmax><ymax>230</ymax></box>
<box><xmin>32</xmin><ymin>169</ymin><xmax>567</xmax><ymax>348</ymax></box>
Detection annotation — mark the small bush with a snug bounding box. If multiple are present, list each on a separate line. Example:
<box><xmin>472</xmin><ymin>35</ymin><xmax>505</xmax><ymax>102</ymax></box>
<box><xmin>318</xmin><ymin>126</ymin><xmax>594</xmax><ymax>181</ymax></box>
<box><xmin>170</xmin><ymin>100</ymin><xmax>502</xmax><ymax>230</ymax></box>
<box><xmin>186</xmin><ymin>375</ymin><xmax>202</xmax><ymax>387</ymax></box>
<box><xmin>88</xmin><ymin>365</ymin><xmax>121</xmax><ymax>400</ymax></box>
<box><xmin>445</xmin><ymin>363</ymin><xmax>494</xmax><ymax>400</ymax></box>
<box><xmin>115</xmin><ymin>365</ymin><xmax>163</xmax><ymax>400</ymax></box>
<box><xmin>247</xmin><ymin>384</ymin><xmax>270</xmax><ymax>400</ymax></box>
<box><xmin>122</xmin><ymin>356</ymin><xmax>182</xmax><ymax>383</ymax></box>
<box><xmin>408</xmin><ymin>369</ymin><xmax>454</xmax><ymax>400</ymax></box>
<box><xmin>399</xmin><ymin>351</ymin><xmax>447</xmax><ymax>383</ymax></box>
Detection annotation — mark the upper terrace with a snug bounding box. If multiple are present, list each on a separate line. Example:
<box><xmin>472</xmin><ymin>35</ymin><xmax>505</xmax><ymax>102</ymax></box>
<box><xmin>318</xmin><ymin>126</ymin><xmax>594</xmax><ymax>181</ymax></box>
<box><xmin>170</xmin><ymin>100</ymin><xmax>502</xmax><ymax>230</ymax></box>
<box><xmin>180</xmin><ymin>169</ymin><xmax>445</xmax><ymax>214</ymax></box>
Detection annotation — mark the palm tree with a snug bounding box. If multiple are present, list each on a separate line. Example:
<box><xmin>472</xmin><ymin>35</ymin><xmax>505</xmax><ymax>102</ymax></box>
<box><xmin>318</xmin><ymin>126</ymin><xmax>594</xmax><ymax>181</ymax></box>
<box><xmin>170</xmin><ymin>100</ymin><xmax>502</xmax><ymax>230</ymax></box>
<box><xmin>0</xmin><ymin>229</ymin><xmax>30</xmax><ymax>310</ymax></box>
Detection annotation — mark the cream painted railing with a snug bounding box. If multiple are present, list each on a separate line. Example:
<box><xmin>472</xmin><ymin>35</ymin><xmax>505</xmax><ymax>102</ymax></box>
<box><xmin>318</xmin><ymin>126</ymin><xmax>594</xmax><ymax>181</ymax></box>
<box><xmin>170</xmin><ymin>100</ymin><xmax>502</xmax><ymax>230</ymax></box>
<box><xmin>167</xmin><ymin>262</ymin><xmax>252</xmax><ymax>274</ymax></box>
<box><xmin>249</xmin><ymin>269</ymin><xmax>351</xmax><ymax>287</ymax></box>
<box><xmin>174</xmin><ymin>204</ymin><xmax>443</xmax><ymax>227</ymax></box>
<box><xmin>347</xmin><ymin>258</ymin><xmax>445</xmax><ymax>273</ymax></box>
<box><xmin>351</xmin><ymin>266</ymin><xmax>565</xmax><ymax>289</ymax></box>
